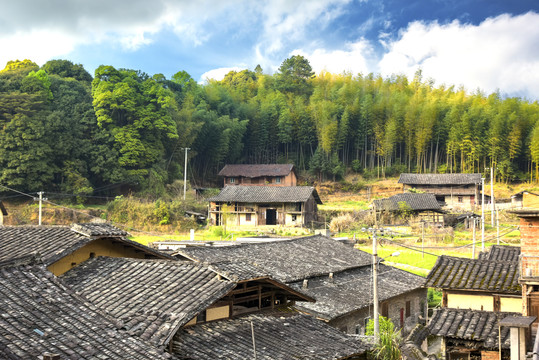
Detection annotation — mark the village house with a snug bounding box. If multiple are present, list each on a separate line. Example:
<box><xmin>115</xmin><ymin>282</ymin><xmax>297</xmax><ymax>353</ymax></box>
<box><xmin>219</xmin><ymin>164</ymin><xmax>297</xmax><ymax>187</ymax></box>
<box><xmin>398</xmin><ymin>173</ymin><xmax>483</xmax><ymax>211</ymax></box>
<box><xmin>424</xmin><ymin>245</ymin><xmax>523</xmax><ymax>359</ymax></box>
<box><xmin>0</xmin><ymin>223</ymin><xmax>172</xmax><ymax>275</ymax></box>
<box><xmin>207</xmin><ymin>185</ymin><xmax>321</xmax><ymax>227</ymax></box>
<box><xmin>373</xmin><ymin>193</ymin><xmax>444</xmax><ymax>226</ymax></box>
<box><xmin>510</xmin><ymin>190</ymin><xmax>539</xmax><ymax>209</ymax></box>
<box><xmin>61</xmin><ymin>256</ymin><xmax>370</xmax><ymax>359</ymax></box>
<box><xmin>175</xmin><ymin>235</ymin><xmax>427</xmax><ymax>336</ymax></box>
<box><xmin>0</xmin><ymin>259</ymin><xmax>174</xmax><ymax>359</ymax></box>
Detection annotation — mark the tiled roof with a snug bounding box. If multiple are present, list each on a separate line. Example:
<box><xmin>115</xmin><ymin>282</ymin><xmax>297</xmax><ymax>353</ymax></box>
<box><xmin>398</xmin><ymin>173</ymin><xmax>482</xmax><ymax>185</ymax></box>
<box><xmin>477</xmin><ymin>245</ymin><xmax>521</xmax><ymax>262</ymax></box>
<box><xmin>373</xmin><ymin>193</ymin><xmax>441</xmax><ymax>211</ymax></box>
<box><xmin>173</xmin><ymin>312</ymin><xmax>371</xmax><ymax>359</ymax></box>
<box><xmin>218</xmin><ymin>164</ymin><xmax>294</xmax><ymax>177</ymax></box>
<box><xmin>288</xmin><ymin>264</ymin><xmax>425</xmax><ymax>320</ymax></box>
<box><xmin>71</xmin><ymin>222</ymin><xmax>129</xmax><ymax>237</ymax></box>
<box><xmin>0</xmin><ymin>224</ymin><xmax>171</xmax><ymax>265</ymax></box>
<box><xmin>0</xmin><ymin>263</ymin><xmax>174</xmax><ymax>359</ymax></box>
<box><xmin>61</xmin><ymin>257</ymin><xmax>236</xmax><ymax>347</ymax></box>
<box><xmin>207</xmin><ymin>185</ymin><xmax>322</xmax><ymax>204</ymax></box>
<box><xmin>425</xmin><ymin>256</ymin><xmax>520</xmax><ymax>294</ymax></box>
<box><xmin>428</xmin><ymin>308</ymin><xmax>519</xmax><ymax>349</ymax></box>
<box><xmin>208</xmin><ymin>260</ymin><xmax>270</xmax><ymax>282</ymax></box>
<box><xmin>400</xmin><ymin>324</ymin><xmax>433</xmax><ymax>360</ymax></box>
<box><xmin>175</xmin><ymin>235</ymin><xmax>373</xmax><ymax>283</ymax></box>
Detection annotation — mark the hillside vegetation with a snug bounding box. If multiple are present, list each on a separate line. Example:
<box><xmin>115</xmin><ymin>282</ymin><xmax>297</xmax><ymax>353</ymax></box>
<box><xmin>1</xmin><ymin>58</ymin><xmax>539</xmax><ymax>202</ymax></box>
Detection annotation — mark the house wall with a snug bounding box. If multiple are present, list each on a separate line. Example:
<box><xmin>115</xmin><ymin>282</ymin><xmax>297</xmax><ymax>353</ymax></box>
<box><xmin>329</xmin><ymin>288</ymin><xmax>427</xmax><ymax>335</ymax></box>
<box><xmin>443</xmin><ymin>195</ymin><xmax>476</xmax><ymax>211</ymax></box>
<box><xmin>47</xmin><ymin>238</ymin><xmax>150</xmax><ymax>276</ymax></box>
<box><xmin>523</xmin><ymin>193</ymin><xmax>539</xmax><ymax>208</ymax></box>
<box><xmin>445</xmin><ymin>292</ymin><xmax>521</xmax><ymax>312</ymax></box>
<box><xmin>206</xmin><ymin>305</ymin><xmax>230</xmax><ymax>321</ymax></box>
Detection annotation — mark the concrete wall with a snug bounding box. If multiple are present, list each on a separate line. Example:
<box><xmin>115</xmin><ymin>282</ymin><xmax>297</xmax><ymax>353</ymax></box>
<box><xmin>329</xmin><ymin>288</ymin><xmax>427</xmax><ymax>335</ymax></box>
<box><xmin>446</xmin><ymin>292</ymin><xmax>521</xmax><ymax>313</ymax></box>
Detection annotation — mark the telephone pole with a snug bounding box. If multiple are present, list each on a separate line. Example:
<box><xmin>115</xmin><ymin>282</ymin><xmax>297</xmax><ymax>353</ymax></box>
<box><xmin>182</xmin><ymin>148</ymin><xmax>190</xmax><ymax>200</ymax></box>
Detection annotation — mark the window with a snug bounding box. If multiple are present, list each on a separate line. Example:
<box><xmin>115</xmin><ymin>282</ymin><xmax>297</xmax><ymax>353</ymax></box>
<box><xmin>229</xmin><ymin>177</ymin><xmax>235</xmax><ymax>184</ymax></box>
<box><xmin>275</xmin><ymin>177</ymin><xmax>281</xmax><ymax>184</ymax></box>
<box><xmin>406</xmin><ymin>300</ymin><xmax>411</xmax><ymax>317</ymax></box>
<box><xmin>246</xmin><ymin>213</ymin><xmax>251</xmax><ymax>222</ymax></box>
<box><xmin>291</xmin><ymin>214</ymin><xmax>297</xmax><ymax>222</ymax></box>
<box><xmin>458</xmin><ymin>196</ymin><xmax>463</xmax><ymax>203</ymax></box>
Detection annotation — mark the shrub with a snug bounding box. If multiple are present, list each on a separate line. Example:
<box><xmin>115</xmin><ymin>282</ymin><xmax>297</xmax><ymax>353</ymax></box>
<box><xmin>329</xmin><ymin>213</ymin><xmax>355</xmax><ymax>233</ymax></box>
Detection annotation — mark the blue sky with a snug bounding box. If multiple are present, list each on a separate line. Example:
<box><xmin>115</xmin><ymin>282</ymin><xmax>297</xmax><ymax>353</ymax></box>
<box><xmin>1</xmin><ymin>0</ymin><xmax>538</xmax><ymax>99</ymax></box>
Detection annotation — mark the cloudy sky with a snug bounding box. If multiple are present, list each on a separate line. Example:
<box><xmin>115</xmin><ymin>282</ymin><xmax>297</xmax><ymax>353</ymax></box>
<box><xmin>1</xmin><ymin>0</ymin><xmax>538</xmax><ymax>100</ymax></box>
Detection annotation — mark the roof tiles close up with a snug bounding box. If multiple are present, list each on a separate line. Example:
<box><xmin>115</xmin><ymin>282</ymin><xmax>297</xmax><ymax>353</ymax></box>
<box><xmin>218</xmin><ymin>164</ymin><xmax>294</xmax><ymax>178</ymax></box>
<box><xmin>207</xmin><ymin>185</ymin><xmax>322</xmax><ymax>204</ymax></box>
<box><xmin>173</xmin><ymin>312</ymin><xmax>370</xmax><ymax>359</ymax></box>
<box><xmin>61</xmin><ymin>257</ymin><xmax>236</xmax><ymax>348</ymax></box>
<box><xmin>0</xmin><ymin>264</ymin><xmax>174</xmax><ymax>359</ymax></box>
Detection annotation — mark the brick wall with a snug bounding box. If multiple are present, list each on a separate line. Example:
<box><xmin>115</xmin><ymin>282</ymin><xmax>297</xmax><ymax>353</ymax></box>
<box><xmin>520</xmin><ymin>217</ymin><xmax>539</xmax><ymax>257</ymax></box>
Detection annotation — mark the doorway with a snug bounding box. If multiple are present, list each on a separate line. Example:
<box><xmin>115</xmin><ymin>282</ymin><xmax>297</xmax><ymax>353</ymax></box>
<box><xmin>266</xmin><ymin>209</ymin><xmax>277</xmax><ymax>225</ymax></box>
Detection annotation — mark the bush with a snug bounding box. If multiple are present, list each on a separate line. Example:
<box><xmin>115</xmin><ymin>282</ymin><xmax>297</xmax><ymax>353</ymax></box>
<box><xmin>329</xmin><ymin>213</ymin><xmax>355</xmax><ymax>233</ymax></box>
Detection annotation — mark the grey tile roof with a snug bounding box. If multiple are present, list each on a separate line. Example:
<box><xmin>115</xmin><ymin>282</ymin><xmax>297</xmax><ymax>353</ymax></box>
<box><xmin>398</xmin><ymin>173</ymin><xmax>482</xmax><ymax>185</ymax></box>
<box><xmin>288</xmin><ymin>264</ymin><xmax>426</xmax><ymax>320</ymax></box>
<box><xmin>425</xmin><ymin>256</ymin><xmax>520</xmax><ymax>294</ymax></box>
<box><xmin>207</xmin><ymin>185</ymin><xmax>322</xmax><ymax>204</ymax></box>
<box><xmin>71</xmin><ymin>222</ymin><xmax>129</xmax><ymax>237</ymax></box>
<box><xmin>218</xmin><ymin>164</ymin><xmax>294</xmax><ymax>177</ymax></box>
<box><xmin>0</xmin><ymin>263</ymin><xmax>174</xmax><ymax>359</ymax></box>
<box><xmin>0</xmin><ymin>224</ymin><xmax>172</xmax><ymax>266</ymax></box>
<box><xmin>173</xmin><ymin>311</ymin><xmax>371</xmax><ymax>359</ymax></box>
<box><xmin>176</xmin><ymin>235</ymin><xmax>373</xmax><ymax>283</ymax></box>
<box><xmin>428</xmin><ymin>308</ymin><xmax>519</xmax><ymax>349</ymax></box>
<box><xmin>477</xmin><ymin>245</ymin><xmax>521</xmax><ymax>262</ymax></box>
<box><xmin>373</xmin><ymin>193</ymin><xmax>441</xmax><ymax>211</ymax></box>
<box><xmin>208</xmin><ymin>261</ymin><xmax>270</xmax><ymax>282</ymax></box>
<box><xmin>61</xmin><ymin>257</ymin><xmax>236</xmax><ymax>348</ymax></box>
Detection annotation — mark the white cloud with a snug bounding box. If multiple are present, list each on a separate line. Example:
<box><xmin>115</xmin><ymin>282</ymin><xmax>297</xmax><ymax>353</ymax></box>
<box><xmin>291</xmin><ymin>39</ymin><xmax>374</xmax><ymax>75</ymax></box>
<box><xmin>379</xmin><ymin>12</ymin><xmax>539</xmax><ymax>99</ymax></box>
<box><xmin>199</xmin><ymin>67</ymin><xmax>245</xmax><ymax>83</ymax></box>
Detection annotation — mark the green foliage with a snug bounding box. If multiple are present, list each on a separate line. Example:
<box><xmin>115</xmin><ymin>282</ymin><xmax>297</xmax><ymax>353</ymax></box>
<box><xmin>366</xmin><ymin>316</ymin><xmax>402</xmax><ymax>360</ymax></box>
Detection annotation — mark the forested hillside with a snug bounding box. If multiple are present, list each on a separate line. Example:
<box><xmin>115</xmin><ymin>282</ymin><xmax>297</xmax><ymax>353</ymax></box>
<box><xmin>1</xmin><ymin>56</ymin><xmax>538</xmax><ymax>198</ymax></box>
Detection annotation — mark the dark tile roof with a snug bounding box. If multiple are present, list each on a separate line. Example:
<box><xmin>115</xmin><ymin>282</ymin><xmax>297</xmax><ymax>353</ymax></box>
<box><xmin>61</xmin><ymin>257</ymin><xmax>236</xmax><ymax>348</ymax></box>
<box><xmin>71</xmin><ymin>222</ymin><xmax>129</xmax><ymax>237</ymax></box>
<box><xmin>373</xmin><ymin>193</ymin><xmax>441</xmax><ymax>211</ymax></box>
<box><xmin>477</xmin><ymin>245</ymin><xmax>521</xmax><ymax>262</ymax></box>
<box><xmin>208</xmin><ymin>260</ymin><xmax>270</xmax><ymax>282</ymax></box>
<box><xmin>207</xmin><ymin>185</ymin><xmax>322</xmax><ymax>204</ymax></box>
<box><xmin>175</xmin><ymin>235</ymin><xmax>373</xmax><ymax>283</ymax></box>
<box><xmin>398</xmin><ymin>173</ymin><xmax>482</xmax><ymax>185</ymax></box>
<box><xmin>425</xmin><ymin>256</ymin><xmax>520</xmax><ymax>294</ymax></box>
<box><xmin>288</xmin><ymin>264</ymin><xmax>426</xmax><ymax>320</ymax></box>
<box><xmin>218</xmin><ymin>164</ymin><xmax>294</xmax><ymax>177</ymax></box>
<box><xmin>0</xmin><ymin>263</ymin><xmax>174</xmax><ymax>359</ymax></box>
<box><xmin>0</xmin><ymin>224</ymin><xmax>172</xmax><ymax>266</ymax></box>
<box><xmin>428</xmin><ymin>308</ymin><xmax>520</xmax><ymax>349</ymax></box>
<box><xmin>173</xmin><ymin>311</ymin><xmax>370</xmax><ymax>359</ymax></box>
<box><xmin>401</xmin><ymin>324</ymin><xmax>434</xmax><ymax>360</ymax></box>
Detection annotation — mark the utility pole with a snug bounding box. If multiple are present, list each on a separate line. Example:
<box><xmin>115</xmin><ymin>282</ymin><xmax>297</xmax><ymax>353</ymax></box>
<box><xmin>491</xmin><ymin>167</ymin><xmax>495</xmax><ymax>226</ymax></box>
<box><xmin>372</xmin><ymin>228</ymin><xmax>379</xmax><ymax>343</ymax></box>
<box><xmin>472</xmin><ymin>217</ymin><xmax>476</xmax><ymax>259</ymax></box>
<box><xmin>481</xmin><ymin>177</ymin><xmax>485</xmax><ymax>252</ymax></box>
<box><xmin>496</xmin><ymin>208</ymin><xmax>500</xmax><ymax>245</ymax></box>
<box><xmin>182</xmin><ymin>147</ymin><xmax>190</xmax><ymax>200</ymax></box>
<box><xmin>38</xmin><ymin>191</ymin><xmax>44</xmax><ymax>226</ymax></box>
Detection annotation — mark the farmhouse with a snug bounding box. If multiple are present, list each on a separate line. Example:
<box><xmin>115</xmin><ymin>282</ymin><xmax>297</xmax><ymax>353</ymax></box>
<box><xmin>61</xmin><ymin>256</ymin><xmax>370</xmax><ymax>358</ymax></box>
<box><xmin>398</xmin><ymin>173</ymin><xmax>482</xmax><ymax>211</ymax></box>
<box><xmin>0</xmin><ymin>223</ymin><xmax>172</xmax><ymax>275</ymax></box>
<box><xmin>219</xmin><ymin>163</ymin><xmax>297</xmax><ymax>186</ymax></box>
<box><xmin>373</xmin><ymin>193</ymin><xmax>444</xmax><ymax>226</ymax></box>
<box><xmin>207</xmin><ymin>185</ymin><xmax>321</xmax><ymax>227</ymax></box>
<box><xmin>424</xmin><ymin>245</ymin><xmax>523</xmax><ymax>359</ymax></box>
<box><xmin>175</xmin><ymin>235</ymin><xmax>427</xmax><ymax>336</ymax></box>
<box><xmin>0</xmin><ymin>260</ymin><xmax>173</xmax><ymax>359</ymax></box>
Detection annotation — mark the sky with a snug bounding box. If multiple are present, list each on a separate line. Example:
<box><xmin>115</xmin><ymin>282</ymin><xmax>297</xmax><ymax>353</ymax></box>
<box><xmin>1</xmin><ymin>0</ymin><xmax>539</xmax><ymax>100</ymax></box>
